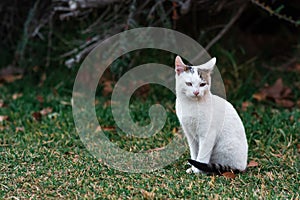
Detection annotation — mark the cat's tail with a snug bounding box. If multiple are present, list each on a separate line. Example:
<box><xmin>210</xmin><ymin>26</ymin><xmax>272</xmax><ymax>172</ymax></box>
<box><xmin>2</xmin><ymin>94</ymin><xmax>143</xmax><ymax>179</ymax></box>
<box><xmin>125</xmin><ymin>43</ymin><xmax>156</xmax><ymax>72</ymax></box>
<box><xmin>188</xmin><ymin>159</ymin><xmax>244</xmax><ymax>175</ymax></box>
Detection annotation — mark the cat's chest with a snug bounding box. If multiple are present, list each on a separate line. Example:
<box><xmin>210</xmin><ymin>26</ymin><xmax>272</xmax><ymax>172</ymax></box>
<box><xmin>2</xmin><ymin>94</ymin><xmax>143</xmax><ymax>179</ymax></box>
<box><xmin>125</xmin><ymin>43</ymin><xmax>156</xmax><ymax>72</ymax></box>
<box><xmin>176</xmin><ymin>99</ymin><xmax>212</xmax><ymax>134</ymax></box>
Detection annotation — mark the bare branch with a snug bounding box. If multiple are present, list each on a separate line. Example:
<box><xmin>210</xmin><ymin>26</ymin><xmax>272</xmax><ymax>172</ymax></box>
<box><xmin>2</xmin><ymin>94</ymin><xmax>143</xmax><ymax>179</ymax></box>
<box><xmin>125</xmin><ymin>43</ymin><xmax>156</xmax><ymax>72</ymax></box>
<box><xmin>192</xmin><ymin>2</ymin><xmax>247</xmax><ymax>63</ymax></box>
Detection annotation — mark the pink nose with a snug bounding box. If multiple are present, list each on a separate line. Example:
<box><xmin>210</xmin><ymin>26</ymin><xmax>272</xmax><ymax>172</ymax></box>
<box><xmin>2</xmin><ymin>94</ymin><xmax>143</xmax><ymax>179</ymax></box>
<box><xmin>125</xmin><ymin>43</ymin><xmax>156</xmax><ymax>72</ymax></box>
<box><xmin>193</xmin><ymin>91</ymin><xmax>199</xmax><ymax>96</ymax></box>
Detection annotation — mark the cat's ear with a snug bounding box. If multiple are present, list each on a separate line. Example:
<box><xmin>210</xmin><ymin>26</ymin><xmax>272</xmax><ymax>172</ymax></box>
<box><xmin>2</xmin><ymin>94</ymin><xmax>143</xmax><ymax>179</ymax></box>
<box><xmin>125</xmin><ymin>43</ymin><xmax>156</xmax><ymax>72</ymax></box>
<box><xmin>195</xmin><ymin>57</ymin><xmax>216</xmax><ymax>72</ymax></box>
<box><xmin>175</xmin><ymin>56</ymin><xmax>186</xmax><ymax>75</ymax></box>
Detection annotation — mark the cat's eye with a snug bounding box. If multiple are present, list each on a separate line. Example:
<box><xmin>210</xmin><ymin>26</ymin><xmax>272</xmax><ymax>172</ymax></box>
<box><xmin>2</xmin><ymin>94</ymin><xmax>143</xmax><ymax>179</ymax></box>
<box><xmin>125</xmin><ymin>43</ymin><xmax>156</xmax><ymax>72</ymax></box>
<box><xmin>199</xmin><ymin>83</ymin><xmax>206</xmax><ymax>87</ymax></box>
<box><xmin>185</xmin><ymin>82</ymin><xmax>192</xmax><ymax>86</ymax></box>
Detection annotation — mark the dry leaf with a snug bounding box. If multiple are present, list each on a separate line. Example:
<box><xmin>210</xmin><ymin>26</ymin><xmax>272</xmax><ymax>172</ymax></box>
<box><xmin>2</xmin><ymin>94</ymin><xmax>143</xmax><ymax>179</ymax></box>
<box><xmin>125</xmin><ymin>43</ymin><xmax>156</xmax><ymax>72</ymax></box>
<box><xmin>0</xmin><ymin>100</ymin><xmax>4</xmax><ymax>108</ymax></box>
<box><xmin>38</xmin><ymin>73</ymin><xmax>47</xmax><ymax>87</ymax></box>
<box><xmin>289</xmin><ymin>115</ymin><xmax>294</xmax><ymax>122</ymax></box>
<box><xmin>242</xmin><ymin>101</ymin><xmax>252</xmax><ymax>111</ymax></box>
<box><xmin>32</xmin><ymin>112</ymin><xmax>42</xmax><ymax>121</ymax></box>
<box><xmin>36</xmin><ymin>95</ymin><xmax>44</xmax><ymax>103</ymax></box>
<box><xmin>297</xmin><ymin>144</ymin><xmax>300</xmax><ymax>153</ymax></box>
<box><xmin>288</xmin><ymin>63</ymin><xmax>300</xmax><ymax>72</ymax></box>
<box><xmin>146</xmin><ymin>147</ymin><xmax>166</xmax><ymax>152</ymax></box>
<box><xmin>271</xmin><ymin>153</ymin><xmax>282</xmax><ymax>158</ymax></box>
<box><xmin>95</xmin><ymin>126</ymin><xmax>101</xmax><ymax>132</ymax></box>
<box><xmin>60</xmin><ymin>100</ymin><xmax>71</xmax><ymax>106</ymax></box>
<box><xmin>208</xmin><ymin>176</ymin><xmax>215</xmax><ymax>187</ymax></box>
<box><xmin>275</xmin><ymin>99</ymin><xmax>294</xmax><ymax>108</ymax></box>
<box><xmin>140</xmin><ymin>189</ymin><xmax>155</xmax><ymax>199</ymax></box>
<box><xmin>40</xmin><ymin>107</ymin><xmax>53</xmax><ymax>116</ymax></box>
<box><xmin>16</xmin><ymin>127</ymin><xmax>25</xmax><ymax>132</ymax></box>
<box><xmin>0</xmin><ymin>66</ymin><xmax>24</xmax><ymax>83</ymax></box>
<box><xmin>297</xmin><ymin>100</ymin><xmax>300</xmax><ymax>108</ymax></box>
<box><xmin>264</xmin><ymin>78</ymin><xmax>284</xmax><ymax>99</ymax></box>
<box><xmin>73</xmin><ymin>155</ymin><xmax>79</xmax><ymax>163</ymax></box>
<box><xmin>222</xmin><ymin>172</ymin><xmax>236</xmax><ymax>179</ymax></box>
<box><xmin>12</xmin><ymin>93</ymin><xmax>23</xmax><ymax>100</ymax></box>
<box><xmin>102</xmin><ymin>126</ymin><xmax>115</xmax><ymax>131</ymax></box>
<box><xmin>172</xmin><ymin>127</ymin><xmax>178</xmax><ymax>134</ymax></box>
<box><xmin>253</xmin><ymin>78</ymin><xmax>294</xmax><ymax>107</ymax></box>
<box><xmin>102</xmin><ymin>81</ymin><xmax>113</xmax><ymax>96</ymax></box>
<box><xmin>0</xmin><ymin>74</ymin><xmax>23</xmax><ymax>83</ymax></box>
<box><xmin>266</xmin><ymin>172</ymin><xmax>274</xmax><ymax>181</ymax></box>
<box><xmin>0</xmin><ymin>125</ymin><xmax>7</xmax><ymax>131</ymax></box>
<box><xmin>0</xmin><ymin>115</ymin><xmax>9</xmax><ymax>122</ymax></box>
<box><xmin>247</xmin><ymin>160</ymin><xmax>259</xmax><ymax>167</ymax></box>
<box><xmin>48</xmin><ymin>112</ymin><xmax>59</xmax><ymax>119</ymax></box>
<box><xmin>252</xmin><ymin>92</ymin><xmax>266</xmax><ymax>101</ymax></box>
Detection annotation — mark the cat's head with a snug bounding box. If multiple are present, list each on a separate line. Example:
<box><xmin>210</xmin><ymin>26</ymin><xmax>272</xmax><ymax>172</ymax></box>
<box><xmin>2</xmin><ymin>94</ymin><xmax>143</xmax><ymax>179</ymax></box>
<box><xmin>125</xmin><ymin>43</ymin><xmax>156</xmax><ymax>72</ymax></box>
<box><xmin>175</xmin><ymin>56</ymin><xmax>216</xmax><ymax>100</ymax></box>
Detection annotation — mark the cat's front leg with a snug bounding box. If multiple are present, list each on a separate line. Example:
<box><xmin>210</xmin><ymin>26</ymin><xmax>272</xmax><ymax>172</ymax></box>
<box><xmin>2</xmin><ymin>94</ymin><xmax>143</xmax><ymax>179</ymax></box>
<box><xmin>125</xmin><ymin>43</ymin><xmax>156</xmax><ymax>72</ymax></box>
<box><xmin>184</xmin><ymin>131</ymin><xmax>199</xmax><ymax>173</ymax></box>
<box><xmin>196</xmin><ymin>134</ymin><xmax>217</xmax><ymax>164</ymax></box>
<box><xmin>185</xmin><ymin>131</ymin><xmax>198</xmax><ymax>160</ymax></box>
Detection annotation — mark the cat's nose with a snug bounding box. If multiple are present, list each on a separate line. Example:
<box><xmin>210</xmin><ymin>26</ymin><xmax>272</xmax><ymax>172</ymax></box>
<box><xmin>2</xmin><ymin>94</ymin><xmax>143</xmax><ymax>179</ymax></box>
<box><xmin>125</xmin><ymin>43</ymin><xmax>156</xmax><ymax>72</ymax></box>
<box><xmin>193</xmin><ymin>91</ymin><xmax>199</xmax><ymax>96</ymax></box>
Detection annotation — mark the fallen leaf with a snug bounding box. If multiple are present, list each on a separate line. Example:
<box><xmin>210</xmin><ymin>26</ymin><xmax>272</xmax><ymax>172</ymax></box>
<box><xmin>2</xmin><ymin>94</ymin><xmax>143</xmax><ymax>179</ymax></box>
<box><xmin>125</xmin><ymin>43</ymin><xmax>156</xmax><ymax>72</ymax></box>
<box><xmin>140</xmin><ymin>189</ymin><xmax>155</xmax><ymax>199</ymax></box>
<box><xmin>172</xmin><ymin>127</ymin><xmax>178</xmax><ymax>134</ymax></box>
<box><xmin>36</xmin><ymin>95</ymin><xmax>44</xmax><ymax>103</ymax></box>
<box><xmin>0</xmin><ymin>100</ymin><xmax>4</xmax><ymax>108</ymax></box>
<box><xmin>73</xmin><ymin>155</ymin><xmax>79</xmax><ymax>163</ymax></box>
<box><xmin>242</xmin><ymin>101</ymin><xmax>252</xmax><ymax>111</ymax></box>
<box><xmin>253</xmin><ymin>78</ymin><xmax>294</xmax><ymax>107</ymax></box>
<box><xmin>95</xmin><ymin>126</ymin><xmax>101</xmax><ymax>132</ymax></box>
<box><xmin>247</xmin><ymin>160</ymin><xmax>259</xmax><ymax>167</ymax></box>
<box><xmin>208</xmin><ymin>176</ymin><xmax>215</xmax><ymax>187</ymax></box>
<box><xmin>288</xmin><ymin>63</ymin><xmax>300</xmax><ymax>72</ymax></box>
<box><xmin>281</xmin><ymin>87</ymin><xmax>292</xmax><ymax>98</ymax></box>
<box><xmin>271</xmin><ymin>153</ymin><xmax>282</xmax><ymax>158</ymax></box>
<box><xmin>40</xmin><ymin>107</ymin><xmax>53</xmax><ymax>116</ymax></box>
<box><xmin>48</xmin><ymin>112</ymin><xmax>59</xmax><ymax>119</ymax></box>
<box><xmin>60</xmin><ymin>100</ymin><xmax>71</xmax><ymax>106</ymax></box>
<box><xmin>16</xmin><ymin>127</ymin><xmax>25</xmax><ymax>132</ymax></box>
<box><xmin>266</xmin><ymin>172</ymin><xmax>274</xmax><ymax>181</ymax></box>
<box><xmin>0</xmin><ymin>74</ymin><xmax>23</xmax><ymax>83</ymax></box>
<box><xmin>102</xmin><ymin>81</ymin><xmax>113</xmax><ymax>96</ymax></box>
<box><xmin>252</xmin><ymin>92</ymin><xmax>266</xmax><ymax>101</ymax></box>
<box><xmin>289</xmin><ymin>115</ymin><xmax>294</xmax><ymax>122</ymax></box>
<box><xmin>275</xmin><ymin>99</ymin><xmax>294</xmax><ymax>108</ymax></box>
<box><xmin>32</xmin><ymin>112</ymin><xmax>42</xmax><ymax>121</ymax></box>
<box><xmin>264</xmin><ymin>78</ymin><xmax>284</xmax><ymax>99</ymax></box>
<box><xmin>102</xmin><ymin>126</ymin><xmax>116</xmax><ymax>131</ymax></box>
<box><xmin>297</xmin><ymin>144</ymin><xmax>300</xmax><ymax>153</ymax></box>
<box><xmin>297</xmin><ymin>100</ymin><xmax>300</xmax><ymax>108</ymax></box>
<box><xmin>0</xmin><ymin>66</ymin><xmax>24</xmax><ymax>83</ymax></box>
<box><xmin>12</xmin><ymin>93</ymin><xmax>23</xmax><ymax>100</ymax></box>
<box><xmin>146</xmin><ymin>147</ymin><xmax>166</xmax><ymax>152</ymax></box>
<box><xmin>222</xmin><ymin>172</ymin><xmax>236</xmax><ymax>179</ymax></box>
<box><xmin>0</xmin><ymin>115</ymin><xmax>9</xmax><ymax>122</ymax></box>
<box><xmin>38</xmin><ymin>73</ymin><xmax>47</xmax><ymax>87</ymax></box>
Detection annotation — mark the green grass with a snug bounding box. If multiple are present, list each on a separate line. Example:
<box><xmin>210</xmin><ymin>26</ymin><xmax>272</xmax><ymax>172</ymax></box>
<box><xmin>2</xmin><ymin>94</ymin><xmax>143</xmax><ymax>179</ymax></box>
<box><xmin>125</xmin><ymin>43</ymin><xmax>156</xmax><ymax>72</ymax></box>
<box><xmin>0</xmin><ymin>64</ymin><xmax>299</xmax><ymax>199</ymax></box>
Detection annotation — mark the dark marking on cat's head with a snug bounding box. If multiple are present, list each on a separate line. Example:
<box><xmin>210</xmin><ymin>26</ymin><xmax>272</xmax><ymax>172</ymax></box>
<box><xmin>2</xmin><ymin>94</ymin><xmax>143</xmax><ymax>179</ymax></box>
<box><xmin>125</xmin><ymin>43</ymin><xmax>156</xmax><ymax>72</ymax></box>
<box><xmin>197</xmin><ymin>69</ymin><xmax>210</xmax><ymax>84</ymax></box>
<box><xmin>184</xmin><ymin>65</ymin><xmax>194</xmax><ymax>74</ymax></box>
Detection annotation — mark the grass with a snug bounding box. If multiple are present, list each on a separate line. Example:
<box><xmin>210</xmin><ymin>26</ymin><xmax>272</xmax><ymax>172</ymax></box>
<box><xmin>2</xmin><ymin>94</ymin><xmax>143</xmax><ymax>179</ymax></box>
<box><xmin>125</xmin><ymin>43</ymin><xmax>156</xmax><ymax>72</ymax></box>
<box><xmin>0</xmin><ymin>61</ymin><xmax>299</xmax><ymax>199</ymax></box>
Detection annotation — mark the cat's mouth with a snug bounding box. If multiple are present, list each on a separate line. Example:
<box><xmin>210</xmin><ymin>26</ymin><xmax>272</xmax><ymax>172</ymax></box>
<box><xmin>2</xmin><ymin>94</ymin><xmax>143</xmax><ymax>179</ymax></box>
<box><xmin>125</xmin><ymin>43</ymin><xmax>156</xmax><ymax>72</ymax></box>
<box><xmin>192</xmin><ymin>95</ymin><xmax>202</xmax><ymax>100</ymax></box>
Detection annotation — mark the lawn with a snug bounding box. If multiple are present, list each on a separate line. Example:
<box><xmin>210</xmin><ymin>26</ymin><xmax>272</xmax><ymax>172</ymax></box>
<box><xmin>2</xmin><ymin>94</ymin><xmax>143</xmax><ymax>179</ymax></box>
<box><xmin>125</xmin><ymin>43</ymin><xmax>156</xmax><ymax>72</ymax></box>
<box><xmin>0</xmin><ymin>62</ymin><xmax>299</xmax><ymax>199</ymax></box>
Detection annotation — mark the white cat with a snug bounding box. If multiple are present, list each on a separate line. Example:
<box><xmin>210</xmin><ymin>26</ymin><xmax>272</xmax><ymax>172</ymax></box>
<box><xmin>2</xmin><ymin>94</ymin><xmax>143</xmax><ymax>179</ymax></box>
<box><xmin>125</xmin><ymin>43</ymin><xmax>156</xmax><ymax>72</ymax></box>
<box><xmin>175</xmin><ymin>56</ymin><xmax>248</xmax><ymax>174</ymax></box>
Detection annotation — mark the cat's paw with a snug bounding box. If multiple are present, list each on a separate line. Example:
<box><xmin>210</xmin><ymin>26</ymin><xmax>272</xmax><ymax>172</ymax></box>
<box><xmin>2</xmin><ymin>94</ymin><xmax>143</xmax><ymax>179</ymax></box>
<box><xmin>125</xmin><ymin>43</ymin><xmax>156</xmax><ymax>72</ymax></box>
<box><xmin>191</xmin><ymin>166</ymin><xmax>201</xmax><ymax>173</ymax></box>
<box><xmin>186</xmin><ymin>166</ymin><xmax>201</xmax><ymax>174</ymax></box>
<box><xmin>186</xmin><ymin>167</ymin><xmax>193</xmax><ymax>174</ymax></box>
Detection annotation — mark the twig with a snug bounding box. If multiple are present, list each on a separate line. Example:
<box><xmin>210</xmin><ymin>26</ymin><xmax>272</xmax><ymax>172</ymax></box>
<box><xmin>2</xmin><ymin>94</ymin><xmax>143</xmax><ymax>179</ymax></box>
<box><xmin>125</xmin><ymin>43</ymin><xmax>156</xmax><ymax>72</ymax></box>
<box><xmin>14</xmin><ymin>0</ymin><xmax>40</xmax><ymax>66</ymax></box>
<box><xmin>46</xmin><ymin>12</ymin><xmax>54</xmax><ymax>68</ymax></box>
<box><xmin>192</xmin><ymin>2</ymin><xmax>247</xmax><ymax>63</ymax></box>
<box><xmin>251</xmin><ymin>0</ymin><xmax>300</xmax><ymax>26</ymax></box>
